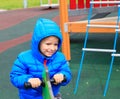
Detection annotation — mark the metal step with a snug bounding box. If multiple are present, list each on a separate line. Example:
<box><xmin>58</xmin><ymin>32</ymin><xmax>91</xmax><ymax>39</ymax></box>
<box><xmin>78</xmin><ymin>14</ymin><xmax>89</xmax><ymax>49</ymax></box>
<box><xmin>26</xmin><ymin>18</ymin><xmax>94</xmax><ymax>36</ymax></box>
<box><xmin>90</xmin><ymin>1</ymin><xmax>120</xmax><ymax>4</ymax></box>
<box><xmin>115</xmin><ymin>29</ymin><xmax>120</xmax><ymax>32</ymax></box>
<box><xmin>82</xmin><ymin>48</ymin><xmax>116</xmax><ymax>52</ymax></box>
<box><xmin>111</xmin><ymin>53</ymin><xmax>120</xmax><ymax>57</ymax></box>
<box><xmin>87</xmin><ymin>24</ymin><xmax>119</xmax><ymax>28</ymax></box>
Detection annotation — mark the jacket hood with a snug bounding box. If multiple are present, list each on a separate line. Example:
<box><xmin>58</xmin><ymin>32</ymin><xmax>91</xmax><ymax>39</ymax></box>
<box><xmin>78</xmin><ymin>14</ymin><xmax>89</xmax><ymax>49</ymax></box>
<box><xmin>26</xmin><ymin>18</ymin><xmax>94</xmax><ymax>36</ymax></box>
<box><xmin>31</xmin><ymin>18</ymin><xmax>62</xmax><ymax>61</ymax></box>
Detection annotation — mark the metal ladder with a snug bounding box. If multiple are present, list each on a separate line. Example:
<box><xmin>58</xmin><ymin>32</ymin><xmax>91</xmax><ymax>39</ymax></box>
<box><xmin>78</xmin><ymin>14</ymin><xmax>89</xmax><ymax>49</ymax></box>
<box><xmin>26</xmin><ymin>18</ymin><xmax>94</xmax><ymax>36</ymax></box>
<box><xmin>74</xmin><ymin>0</ymin><xmax>120</xmax><ymax>96</ymax></box>
<box><xmin>104</xmin><ymin>26</ymin><xmax>120</xmax><ymax>96</ymax></box>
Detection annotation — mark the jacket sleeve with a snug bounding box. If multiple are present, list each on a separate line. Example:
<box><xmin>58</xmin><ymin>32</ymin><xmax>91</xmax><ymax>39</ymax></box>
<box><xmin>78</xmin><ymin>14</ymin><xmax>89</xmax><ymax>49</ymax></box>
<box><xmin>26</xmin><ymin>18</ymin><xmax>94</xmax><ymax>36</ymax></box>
<box><xmin>55</xmin><ymin>52</ymin><xmax>72</xmax><ymax>86</ymax></box>
<box><xmin>10</xmin><ymin>53</ymin><xmax>33</xmax><ymax>89</ymax></box>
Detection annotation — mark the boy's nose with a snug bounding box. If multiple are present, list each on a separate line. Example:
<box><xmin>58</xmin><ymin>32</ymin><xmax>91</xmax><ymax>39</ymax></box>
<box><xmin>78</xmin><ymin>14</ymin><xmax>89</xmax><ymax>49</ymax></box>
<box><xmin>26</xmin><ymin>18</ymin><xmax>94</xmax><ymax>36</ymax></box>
<box><xmin>51</xmin><ymin>45</ymin><xmax>56</xmax><ymax>50</ymax></box>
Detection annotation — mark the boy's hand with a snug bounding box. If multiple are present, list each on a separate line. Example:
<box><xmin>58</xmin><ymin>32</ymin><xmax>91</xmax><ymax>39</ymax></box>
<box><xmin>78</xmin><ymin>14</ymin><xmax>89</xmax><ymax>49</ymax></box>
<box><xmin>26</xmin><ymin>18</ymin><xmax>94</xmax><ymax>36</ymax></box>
<box><xmin>28</xmin><ymin>78</ymin><xmax>42</xmax><ymax>88</ymax></box>
<box><xmin>53</xmin><ymin>73</ymin><xmax>64</xmax><ymax>84</ymax></box>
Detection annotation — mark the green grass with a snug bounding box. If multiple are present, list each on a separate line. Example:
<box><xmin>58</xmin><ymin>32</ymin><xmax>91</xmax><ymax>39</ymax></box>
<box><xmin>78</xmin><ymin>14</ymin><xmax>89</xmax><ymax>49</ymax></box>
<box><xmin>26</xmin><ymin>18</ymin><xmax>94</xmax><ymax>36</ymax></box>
<box><xmin>0</xmin><ymin>0</ymin><xmax>58</xmax><ymax>10</ymax></box>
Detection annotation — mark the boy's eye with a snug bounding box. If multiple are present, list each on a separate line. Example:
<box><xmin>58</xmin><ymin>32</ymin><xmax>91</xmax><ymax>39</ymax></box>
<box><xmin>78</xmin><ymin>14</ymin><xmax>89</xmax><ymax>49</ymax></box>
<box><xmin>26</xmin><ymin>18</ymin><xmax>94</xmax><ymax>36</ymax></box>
<box><xmin>55</xmin><ymin>44</ymin><xmax>58</xmax><ymax>46</ymax></box>
<box><xmin>45</xmin><ymin>43</ymin><xmax>58</xmax><ymax>46</ymax></box>
<box><xmin>46</xmin><ymin>43</ymin><xmax>51</xmax><ymax>45</ymax></box>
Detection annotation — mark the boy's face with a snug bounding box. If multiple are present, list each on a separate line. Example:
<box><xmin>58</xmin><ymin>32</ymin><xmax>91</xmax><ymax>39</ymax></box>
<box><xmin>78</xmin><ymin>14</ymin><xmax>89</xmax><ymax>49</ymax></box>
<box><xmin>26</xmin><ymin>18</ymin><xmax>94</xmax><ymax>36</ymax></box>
<box><xmin>39</xmin><ymin>36</ymin><xmax>59</xmax><ymax>57</ymax></box>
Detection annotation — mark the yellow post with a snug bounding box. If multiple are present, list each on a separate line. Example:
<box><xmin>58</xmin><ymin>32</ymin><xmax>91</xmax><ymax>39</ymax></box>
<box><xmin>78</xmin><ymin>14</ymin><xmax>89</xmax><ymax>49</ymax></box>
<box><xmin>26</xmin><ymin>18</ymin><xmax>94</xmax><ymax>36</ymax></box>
<box><xmin>48</xmin><ymin>0</ymin><xmax>52</xmax><ymax>6</ymax></box>
<box><xmin>59</xmin><ymin>0</ymin><xmax>71</xmax><ymax>60</ymax></box>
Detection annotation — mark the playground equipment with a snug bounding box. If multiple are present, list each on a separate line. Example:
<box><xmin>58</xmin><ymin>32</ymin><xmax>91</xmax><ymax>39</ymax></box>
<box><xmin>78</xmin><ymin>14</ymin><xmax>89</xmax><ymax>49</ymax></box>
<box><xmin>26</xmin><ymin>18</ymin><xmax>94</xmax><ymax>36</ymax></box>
<box><xmin>40</xmin><ymin>0</ymin><xmax>59</xmax><ymax>8</ymax></box>
<box><xmin>73</xmin><ymin>1</ymin><xmax>120</xmax><ymax>96</ymax></box>
<box><xmin>23</xmin><ymin>0</ymin><xmax>59</xmax><ymax>9</ymax></box>
<box><xmin>23</xmin><ymin>0</ymin><xmax>28</xmax><ymax>8</ymax></box>
<box><xmin>59</xmin><ymin>0</ymin><xmax>120</xmax><ymax>96</ymax></box>
<box><xmin>59</xmin><ymin>0</ymin><xmax>119</xmax><ymax>60</ymax></box>
<box><xmin>24</xmin><ymin>60</ymin><xmax>66</xmax><ymax>99</ymax></box>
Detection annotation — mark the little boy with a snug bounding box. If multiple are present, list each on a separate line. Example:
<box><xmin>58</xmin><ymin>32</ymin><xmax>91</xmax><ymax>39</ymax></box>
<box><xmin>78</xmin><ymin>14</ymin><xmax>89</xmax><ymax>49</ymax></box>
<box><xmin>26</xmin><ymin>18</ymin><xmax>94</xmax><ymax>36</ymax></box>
<box><xmin>10</xmin><ymin>18</ymin><xmax>72</xmax><ymax>99</ymax></box>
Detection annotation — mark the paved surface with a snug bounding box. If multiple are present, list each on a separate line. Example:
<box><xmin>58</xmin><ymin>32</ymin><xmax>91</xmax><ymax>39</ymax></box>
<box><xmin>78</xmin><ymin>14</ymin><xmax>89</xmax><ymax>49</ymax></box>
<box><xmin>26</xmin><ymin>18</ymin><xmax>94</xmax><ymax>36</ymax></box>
<box><xmin>0</xmin><ymin>7</ymin><xmax>58</xmax><ymax>30</ymax></box>
<box><xmin>0</xmin><ymin>7</ymin><xmax>87</xmax><ymax>53</ymax></box>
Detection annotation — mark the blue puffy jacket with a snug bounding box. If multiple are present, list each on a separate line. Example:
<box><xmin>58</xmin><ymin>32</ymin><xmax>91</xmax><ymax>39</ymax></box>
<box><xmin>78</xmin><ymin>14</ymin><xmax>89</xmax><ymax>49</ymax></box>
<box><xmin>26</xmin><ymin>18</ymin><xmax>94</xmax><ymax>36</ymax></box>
<box><xmin>10</xmin><ymin>18</ymin><xmax>72</xmax><ymax>99</ymax></box>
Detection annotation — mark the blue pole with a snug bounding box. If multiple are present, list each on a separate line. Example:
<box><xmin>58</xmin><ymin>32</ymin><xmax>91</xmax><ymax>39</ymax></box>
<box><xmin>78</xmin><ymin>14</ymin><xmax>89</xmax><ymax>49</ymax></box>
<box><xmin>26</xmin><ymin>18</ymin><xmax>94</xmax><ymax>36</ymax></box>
<box><xmin>103</xmin><ymin>5</ymin><xmax>120</xmax><ymax>96</ymax></box>
<box><xmin>74</xmin><ymin>0</ymin><xmax>93</xmax><ymax>94</ymax></box>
